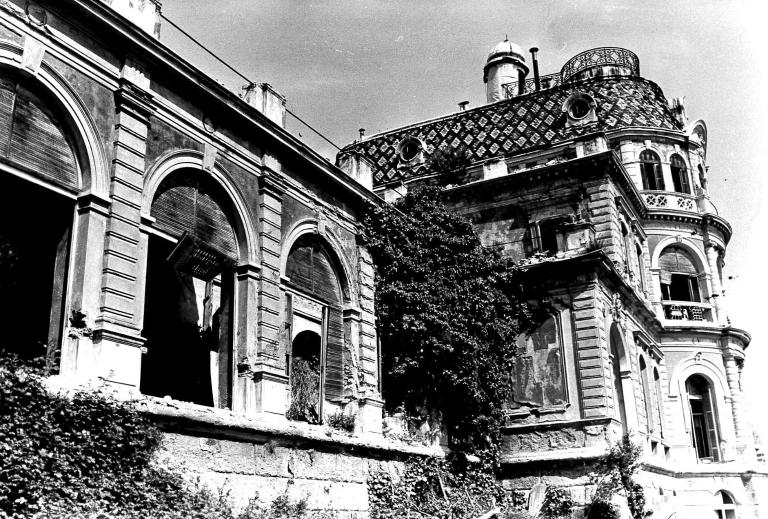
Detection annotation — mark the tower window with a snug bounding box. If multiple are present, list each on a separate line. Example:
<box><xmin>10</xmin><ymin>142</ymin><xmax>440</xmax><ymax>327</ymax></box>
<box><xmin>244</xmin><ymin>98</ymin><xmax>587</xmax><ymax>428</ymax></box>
<box><xmin>670</xmin><ymin>154</ymin><xmax>691</xmax><ymax>194</ymax></box>
<box><xmin>686</xmin><ymin>375</ymin><xmax>721</xmax><ymax>462</ymax></box>
<box><xmin>639</xmin><ymin>150</ymin><xmax>664</xmax><ymax>191</ymax></box>
<box><xmin>659</xmin><ymin>247</ymin><xmax>701</xmax><ymax>302</ymax></box>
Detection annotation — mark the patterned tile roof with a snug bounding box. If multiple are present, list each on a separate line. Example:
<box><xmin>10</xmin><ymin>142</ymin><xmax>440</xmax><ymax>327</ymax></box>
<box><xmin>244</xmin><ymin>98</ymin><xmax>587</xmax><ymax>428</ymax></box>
<box><xmin>338</xmin><ymin>76</ymin><xmax>682</xmax><ymax>187</ymax></box>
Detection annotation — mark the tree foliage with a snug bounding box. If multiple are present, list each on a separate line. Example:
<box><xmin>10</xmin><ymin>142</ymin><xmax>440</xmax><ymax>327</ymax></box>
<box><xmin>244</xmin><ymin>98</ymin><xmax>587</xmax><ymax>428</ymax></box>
<box><xmin>362</xmin><ymin>185</ymin><xmax>536</xmax><ymax>451</ymax></box>
<box><xmin>587</xmin><ymin>433</ymin><xmax>646</xmax><ymax>519</ymax></box>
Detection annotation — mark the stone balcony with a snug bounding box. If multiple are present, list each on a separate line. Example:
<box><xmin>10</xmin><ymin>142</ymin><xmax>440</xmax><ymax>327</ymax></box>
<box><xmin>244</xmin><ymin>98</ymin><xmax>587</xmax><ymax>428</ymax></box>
<box><xmin>660</xmin><ymin>300</ymin><xmax>714</xmax><ymax>323</ymax></box>
<box><xmin>643</xmin><ymin>191</ymin><xmax>698</xmax><ymax>212</ymax></box>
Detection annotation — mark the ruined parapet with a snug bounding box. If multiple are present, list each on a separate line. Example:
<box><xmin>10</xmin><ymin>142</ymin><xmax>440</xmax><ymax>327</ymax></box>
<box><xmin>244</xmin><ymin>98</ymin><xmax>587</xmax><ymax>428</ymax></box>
<box><xmin>100</xmin><ymin>0</ymin><xmax>162</xmax><ymax>38</ymax></box>
<box><xmin>242</xmin><ymin>82</ymin><xmax>287</xmax><ymax>128</ymax></box>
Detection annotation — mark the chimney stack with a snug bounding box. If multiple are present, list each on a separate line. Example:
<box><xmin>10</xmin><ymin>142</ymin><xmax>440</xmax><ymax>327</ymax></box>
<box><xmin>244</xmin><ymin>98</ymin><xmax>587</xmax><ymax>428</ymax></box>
<box><xmin>358</xmin><ymin>128</ymin><xmax>366</xmax><ymax>140</ymax></box>
<box><xmin>458</xmin><ymin>101</ymin><xmax>469</xmax><ymax>111</ymax></box>
<box><xmin>530</xmin><ymin>47</ymin><xmax>541</xmax><ymax>91</ymax></box>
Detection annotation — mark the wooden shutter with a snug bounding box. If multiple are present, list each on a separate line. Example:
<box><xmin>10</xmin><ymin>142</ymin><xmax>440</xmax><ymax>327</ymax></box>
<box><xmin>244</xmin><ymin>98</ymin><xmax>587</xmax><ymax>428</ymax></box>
<box><xmin>0</xmin><ymin>77</ymin><xmax>77</xmax><ymax>190</ymax></box>
<box><xmin>324</xmin><ymin>306</ymin><xmax>344</xmax><ymax>401</ymax></box>
<box><xmin>152</xmin><ymin>175</ymin><xmax>238</xmax><ymax>260</ymax></box>
<box><xmin>285</xmin><ymin>238</ymin><xmax>342</xmax><ymax>306</ymax></box>
<box><xmin>659</xmin><ymin>248</ymin><xmax>697</xmax><ymax>275</ymax></box>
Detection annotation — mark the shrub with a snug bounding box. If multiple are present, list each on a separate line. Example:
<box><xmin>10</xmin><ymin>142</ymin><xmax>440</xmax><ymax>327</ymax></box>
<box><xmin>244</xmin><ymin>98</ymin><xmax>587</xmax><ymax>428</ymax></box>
<box><xmin>539</xmin><ymin>485</ymin><xmax>574</xmax><ymax>519</ymax></box>
<box><xmin>326</xmin><ymin>410</ymin><xmax>355</xmax><ymax>433</ymax></box>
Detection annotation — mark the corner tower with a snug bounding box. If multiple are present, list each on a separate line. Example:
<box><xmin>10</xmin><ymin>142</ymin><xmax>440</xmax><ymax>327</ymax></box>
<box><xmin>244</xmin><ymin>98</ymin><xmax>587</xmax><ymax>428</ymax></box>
<box><xmin>483</xmin><ymin>38</ymin><xmax>529</xmax><ymax>103</ymax></box>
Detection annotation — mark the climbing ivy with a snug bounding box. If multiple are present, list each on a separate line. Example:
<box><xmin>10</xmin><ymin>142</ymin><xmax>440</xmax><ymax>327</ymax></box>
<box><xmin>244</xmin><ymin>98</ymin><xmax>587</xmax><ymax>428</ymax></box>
<box><xmin>362</xmin><ymin>185</ymin><xmax>536</xmax><ymax>452</ymax></box>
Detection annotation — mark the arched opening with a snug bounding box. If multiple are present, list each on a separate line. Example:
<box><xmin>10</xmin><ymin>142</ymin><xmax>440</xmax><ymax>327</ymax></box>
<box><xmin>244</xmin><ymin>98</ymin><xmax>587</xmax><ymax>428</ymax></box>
<box><xmin>284</xmin><ymin>234</ymin><xmax>346</xmax><ymax>423</ymax></box>
<box><xmin>714</xmin><ymin>490</ymin><xmax>737</xmax><ymax>519</ymax></box>
<box><xmin>639</xmin><ymin>150</ymin><xmax>664</xmax><ymax>191</ymax></box>
<box><xmin>670</xmin><ymin>154</ymin><xmax>691</xmax><ymax>194</ymax></box>
<box><xmin>609</xmin><ymin>324</ymin><xmax>628</xmax><ymax>432</ymax></box>
<box><xmin>686</xmin><ymin>374</ymin><xmax>721</xmax><ymax>462</ymax></box>
<box><xmin>0</xmin><ymin>72</ymin><xmax>82</xmax><ymax>367</ymax></box>
<box><xmin>658</xmin><ymin>246</ymin><xmax>710</xmax><ymax>321</ymax></box>
<box><xmin>141</xmin><ymin>169</ymin><xmax>239</xmax><ymax>408</ymax></box>
<box><xmin>654</xmin><ymin>367</ymin><xmax>664</xmax><ymax>438</ymax></box>
<box><xmin>639</xmin><ymin>356</ymin><xmax>653</xmax><ymax>433</ymax></box>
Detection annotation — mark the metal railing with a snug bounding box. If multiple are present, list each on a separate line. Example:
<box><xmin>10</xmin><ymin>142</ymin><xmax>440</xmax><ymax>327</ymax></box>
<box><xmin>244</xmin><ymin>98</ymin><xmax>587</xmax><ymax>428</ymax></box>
<box><xmin>662</xmin><ymin>301</ymin><xmax>713</xmax><ymax>322</ymax></box>
<box><xmin>560</xmin><ymin>47</ymin><xmax>639</xmax><ymax>82</ymax></box>
<box><xmin>501</xmin><ymin>73</ymin><xmax>561</xmax><ymax>99</ymax></box>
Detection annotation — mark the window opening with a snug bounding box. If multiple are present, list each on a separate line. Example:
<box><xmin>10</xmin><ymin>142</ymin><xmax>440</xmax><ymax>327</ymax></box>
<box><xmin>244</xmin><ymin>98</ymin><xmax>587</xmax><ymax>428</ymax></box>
<box><xmin>670</xmin><ymin>154</ymin><xmax>691</xmax><ymax>194</ymax></box>
<box><xmin>538</xmin><ymin>217</ymin><xmax>569</xmax><ymax>255</ymax></box>
<box><xmin>715</xmin><ymin>490</ymin><xmax>737</xmax><ymax>519</ymax></box>
<box><xmin>635</xmin><ymin>243</ymin><xmax>645</xmax><ymax>291</ymax></box>
<box><xmin>639</xmin><ymin>356</ymin><xmax>653</xmax><ymax>433</ymax></box>
<box><xmin>659</xmin><ymin>247</ymin><xmax>702</xmax><ymax>303</ymax></box>
<box><xmin>639</xmin><ymin>150</ymin><xmax>664</xmax><ymax>191</ymax></box>
<box><xmin>610</xmin><ymin>325</ymin><xmax>628</xmax><ymax>433</ymax></box>
<box><xmin>0</xmin><ymin>174</ymin><xmax>73</xmax><ymax>366</ymax></box>
<box><xmin>686</xmin><ymin>375</ymin><xmax>721</xmax><ymax>462</ymax></box>
<box><xmin>654</xmin><ymin>367</ymin><xmax>664</xmax><ymax>438</ymax></box>
<box><xmin>287</xmin><ymin>329</ymin><xmax>322</xmax><ymax>424</ymax></box>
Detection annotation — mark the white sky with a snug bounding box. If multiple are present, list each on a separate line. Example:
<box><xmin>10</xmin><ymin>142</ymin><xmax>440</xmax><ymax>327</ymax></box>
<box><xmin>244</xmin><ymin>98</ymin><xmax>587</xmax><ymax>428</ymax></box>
<box><xmin>163</xmin><ymin>0</ymin><xmax>768</xmax><ymax>442</ymax></box>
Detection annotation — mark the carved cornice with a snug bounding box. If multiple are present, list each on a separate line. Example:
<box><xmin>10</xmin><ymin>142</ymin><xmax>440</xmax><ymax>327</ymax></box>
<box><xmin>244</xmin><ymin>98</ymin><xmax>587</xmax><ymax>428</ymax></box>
<box><xmin>114</xmin><ymin>78</ymin><xmax>154</xmax><ymax>121</ymax></box>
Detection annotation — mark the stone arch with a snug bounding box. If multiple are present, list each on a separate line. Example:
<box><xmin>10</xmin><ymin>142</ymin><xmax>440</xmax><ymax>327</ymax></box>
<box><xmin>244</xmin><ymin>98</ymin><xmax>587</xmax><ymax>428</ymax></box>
<box><xmin>650</xmin><ymin>237</ymin><xmax>709</xmax><ymax>275</ymax></box>
<box><xmin>0</xmin><ymin>44</ymin><xmax>109</xmax><ymax>197</ymax></box>
<box><xmin>281</xmin><ymin>219</ymin><xmax>357</xmax><ymax>307</ymax></box>
<box><xmin>142</xmin><ymin>150</ymin><xmax>258</xmax><ymax>266</ymax></box>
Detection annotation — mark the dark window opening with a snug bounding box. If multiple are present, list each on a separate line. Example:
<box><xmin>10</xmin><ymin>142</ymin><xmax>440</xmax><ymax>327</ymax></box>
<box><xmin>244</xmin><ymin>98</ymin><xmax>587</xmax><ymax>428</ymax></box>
<box><xmin>661</xmin><ymin>274</ymin><xmax>701</xmax><ymax>302</ymax></box>
<box><xmin>639</xmin><ymin>150</ymin><xmax>664</xmax><ymax>191</ymax></box>
<box><xmin>715</xmin><ymin>491</ymin><xmax>737</xmax><ymax>519</ymax></box>
<box><xmin>639</xmin><ymin>357</ymin><xmax>653</xmax><ymax>433</ymax></box>
<box><xmin>659</xmin><ymin>247</ymin><xmax>702</xmax><ymax>302</ymax></box>
<box><xmin>141</xmin><ymin>235</ymin><xmax>234</xmax><ymax>408</ymax></box>
<box><xmin>538</xmin><ymin>217</ymin><xmax>569</xmax><ymax>255</ymax></box>
<box><xmin>686</xmin><ymin>375</ymin><xmax>721</xmax><ymax>462</ymax></box>
<box><xmin>610</xmin><ymin>325</ymin><xmax>628</xmax><ymax>433</ymax></box>
<box><xmin>287</xmin><ymin>330</ymin><xmax>322</xmax><ymax>424</ymax></box>
<box><xmin>0</xmin><ymin>174</ymin><xmax>72</xmax><ymax>366</ymax></box>
<box><xmin>670</xmin><ymin>154</ymin><xmax>691</xmax><ymax>194</ymax></box>
<box><xmin>569</xmin><ymin>98</ymin><xmax>591</xmax><ymax>119</ymax></box>
<box><xmin>654</xmin><ymin>368</ymin><xmax>664</xmax><ymax>438</ymax></box>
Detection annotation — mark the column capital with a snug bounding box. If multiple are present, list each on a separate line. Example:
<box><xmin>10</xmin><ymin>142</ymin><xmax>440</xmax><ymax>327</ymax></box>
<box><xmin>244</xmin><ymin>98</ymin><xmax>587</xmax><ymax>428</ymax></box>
<box><xmin>115</xmin><ymin>78</ymin><xmax>154</xmax><ymax>122</ymax></box>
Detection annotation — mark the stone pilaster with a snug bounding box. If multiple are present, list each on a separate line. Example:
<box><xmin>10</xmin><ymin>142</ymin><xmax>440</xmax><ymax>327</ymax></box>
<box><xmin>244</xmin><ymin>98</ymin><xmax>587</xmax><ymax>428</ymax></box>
<box><xmin>723</xmin><ymin>349</ymin><xmax>754</xmax><ymax>460</ymax></box>
<box><xmin>357</xmin><ymin>246</ymin><xmax>379</xmax><ymax>395</ymax></box>
<box><xmin>252</xmin><ymin>170</ymin><xmax>289</xmax><ymax>416</ymax></box>
<box><xmin>705</xmin><ymin>242</ymin><xmax>727</xmax><ymax>324</ymax></box>
<box><xmin>91</xmin><ymin>72</ymin><xmax>152</xmax><ymax>389</ymax></box>
<box><xmin>233</xmin><ymin>262</ymin><xmax>261</xmax><ymax>417</ymax></box>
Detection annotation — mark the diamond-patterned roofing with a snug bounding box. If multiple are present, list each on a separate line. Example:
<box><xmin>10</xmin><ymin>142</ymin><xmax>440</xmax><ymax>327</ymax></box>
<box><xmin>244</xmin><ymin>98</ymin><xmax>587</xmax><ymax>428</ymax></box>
<box><xmin>339</xmin><ymin>77</ymin><xmax>682</xmax><ymax>187</ymax></box>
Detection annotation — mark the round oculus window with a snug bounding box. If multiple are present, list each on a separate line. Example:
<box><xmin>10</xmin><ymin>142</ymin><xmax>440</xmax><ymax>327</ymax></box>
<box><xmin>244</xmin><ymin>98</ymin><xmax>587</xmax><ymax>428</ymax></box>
<box><xmin>569</xmin><ymin>98</ymin><xmax>591</xmax><ymax>119</ymax></box>
<box><xmin>398</xmin><ymin>137</ymin><xmax>423</xmax><ymax>162</ymax></box>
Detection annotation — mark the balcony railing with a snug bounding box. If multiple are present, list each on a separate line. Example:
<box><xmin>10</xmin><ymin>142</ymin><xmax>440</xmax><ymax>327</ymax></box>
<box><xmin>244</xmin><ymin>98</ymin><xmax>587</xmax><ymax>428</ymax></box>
<box><xmin>501</xmin><ymin>73</ymin><xmax>561</xmax><ymax>99</ymax></box>
<box><xmin>643</xmin><ymin>191</ymin><xmax>698</xmax><ymax>212</ymax></box>
<box><xmin>560</xmin><ymin>47</ymin><xmax>640</xmax><ymax>82</ymax></box>
<box><xmin>662</xmin><ymin>301</ymin><xmax>713</xmax><ymax>322</ymax></box>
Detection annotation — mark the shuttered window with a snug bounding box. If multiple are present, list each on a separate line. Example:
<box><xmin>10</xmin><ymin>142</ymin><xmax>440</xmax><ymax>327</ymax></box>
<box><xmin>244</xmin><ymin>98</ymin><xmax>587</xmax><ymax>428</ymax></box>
<box><xmin>286</xmin><ymin>236</ymin><xmax>345</xmax><ymax>401</ymax></box>
<box><xmin>0</xmin><ymin>76</ymin><xmax>78</xmax><ymax>190</ymax></box>
<box><xmin>659</xmin><ymin>247</ymin><xmax>701</xmax><ymax>301</ymax></box>
<box><xmin>151</xmin><ymin>172</ymin><xmax>238</xmax><ymax>261</ymax></box>
<box><xmin>285</xmin><ymin>237</ymin><xmax>342</xmax><ymax>306</ymax></box>
<box><xmin>325</xmin><ymin>307</ymin><xmax>344</xmax><ymax>400</ymax></box>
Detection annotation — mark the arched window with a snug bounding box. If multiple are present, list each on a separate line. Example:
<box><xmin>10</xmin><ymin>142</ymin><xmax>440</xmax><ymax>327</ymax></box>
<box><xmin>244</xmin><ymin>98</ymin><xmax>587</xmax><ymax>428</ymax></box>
<box><xmin>670</xmin><ymin>154</ymin><xmax>691</xmax><ymax>194</ymax></box>
<box><xmin>686</xmin><ymin>374</ymin><xmax>721</xmax><ymax>462</ymax></box>
<box><xmin>142</xmin><ymin>170</ymin><xmax>239</xmax><ymax>408</ymax></box>
<box><xmin>659</xmin><ymin>245</ymin><xmax>707</xmax><ymax>321</ymax></box>
<box><xmin>639</xmin><ymin>150</ymin><xmax>664</xmax><ymax>191</ymax></box>
<box><xmin>284</xmin><ymin>235</ymin><xmax>346</xmax><ymax>423</ymax></box>
<box><xmin>509</xmin><ymin>314</ymin><xmax>567</xmax><ymax>410</ymax></box>
<box><xmin>714</xmin><ymin>490</ymin><xmax>737</xmax><ymax>519</ymax></box>
<box><xmin>654</xmin><ymin>367</ymin><xmax>664</xmax><ymax>438</ymax></box>
<box><xmin>639</xmin><ymin>356</ymin><xmax>653</xmax><ymax>433</ymax></box>
<box><xmin>610</xmin><ymin>325</ymin><xmax>628</xmax><ymax>432</ymax></box>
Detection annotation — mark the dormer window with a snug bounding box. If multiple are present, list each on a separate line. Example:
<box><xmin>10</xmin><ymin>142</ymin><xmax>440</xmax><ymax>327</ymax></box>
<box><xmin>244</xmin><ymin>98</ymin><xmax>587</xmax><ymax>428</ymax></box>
<box><xmin>397</xmin><ymin>136</ymin><xmax>425</xmax><ymax>164</ymax></box>
<box><xmin>670</xmin><ymin>154</ymin><xmax>691</xmax><ymax>194</ymax></box>
<box><xmin>639</xmin><ymin>150</ymin><xmax>664</xmax><ymax>191</ymax></box>
<box><xmin>562</xmin><ymin>92</ymin><xmax>597</xmax><ymax>127</ymax></box>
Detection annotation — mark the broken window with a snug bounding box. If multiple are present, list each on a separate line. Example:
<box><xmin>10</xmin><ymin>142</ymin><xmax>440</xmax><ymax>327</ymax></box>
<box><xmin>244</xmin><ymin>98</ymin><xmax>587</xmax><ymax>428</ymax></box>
<box><xmin>509</xmin><ymin>314</ymin><xmax>567</xmax><ymax>409</ymax></box>
<box><xmin>284</xmin><ymin>236</ymin><xmax>345</xmax><ymax>423</ymax></box>
<box><xmin>686</xmin><ymin>374</ymin><xmax>721</xmax><ymax>462</ymax></box>
<box><xmin>141</xmin><ymin>171</ymin><xmax>238</xmax><ymax>408</ymax></box>
<box><xmin>639</xmin><ymin>150</ymin><xmax>664</xmax><ymax>191</ymax></box>
<box><xmin>670</xmin><ymin>154</ymin><xmax>691</xmax><ymax>194</ymax></box>
<box><xmin>537</xmin><ymin>216</ymin><xmax>570</xmax><ymax>255</ymax></box>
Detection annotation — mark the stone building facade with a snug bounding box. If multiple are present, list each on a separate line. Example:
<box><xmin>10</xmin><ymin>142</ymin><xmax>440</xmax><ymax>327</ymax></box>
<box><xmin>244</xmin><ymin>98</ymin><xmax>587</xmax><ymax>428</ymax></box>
<box><xmin>340</xmin><ymin>41</ymin><xmax>767</xmax><ymax>518</ymax></box>
<box><xmin>0</xmin><ymin>0</ymin><xmax>439</xmax><ymax>516</ymax></box>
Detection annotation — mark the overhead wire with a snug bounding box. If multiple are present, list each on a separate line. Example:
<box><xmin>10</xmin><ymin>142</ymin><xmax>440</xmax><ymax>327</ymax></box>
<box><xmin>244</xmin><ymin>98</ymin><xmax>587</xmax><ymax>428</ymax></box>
<box><xmin>160</xmin><ymin>13</ymin><xmax>342</xmax><ymax>151</ymax></box>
